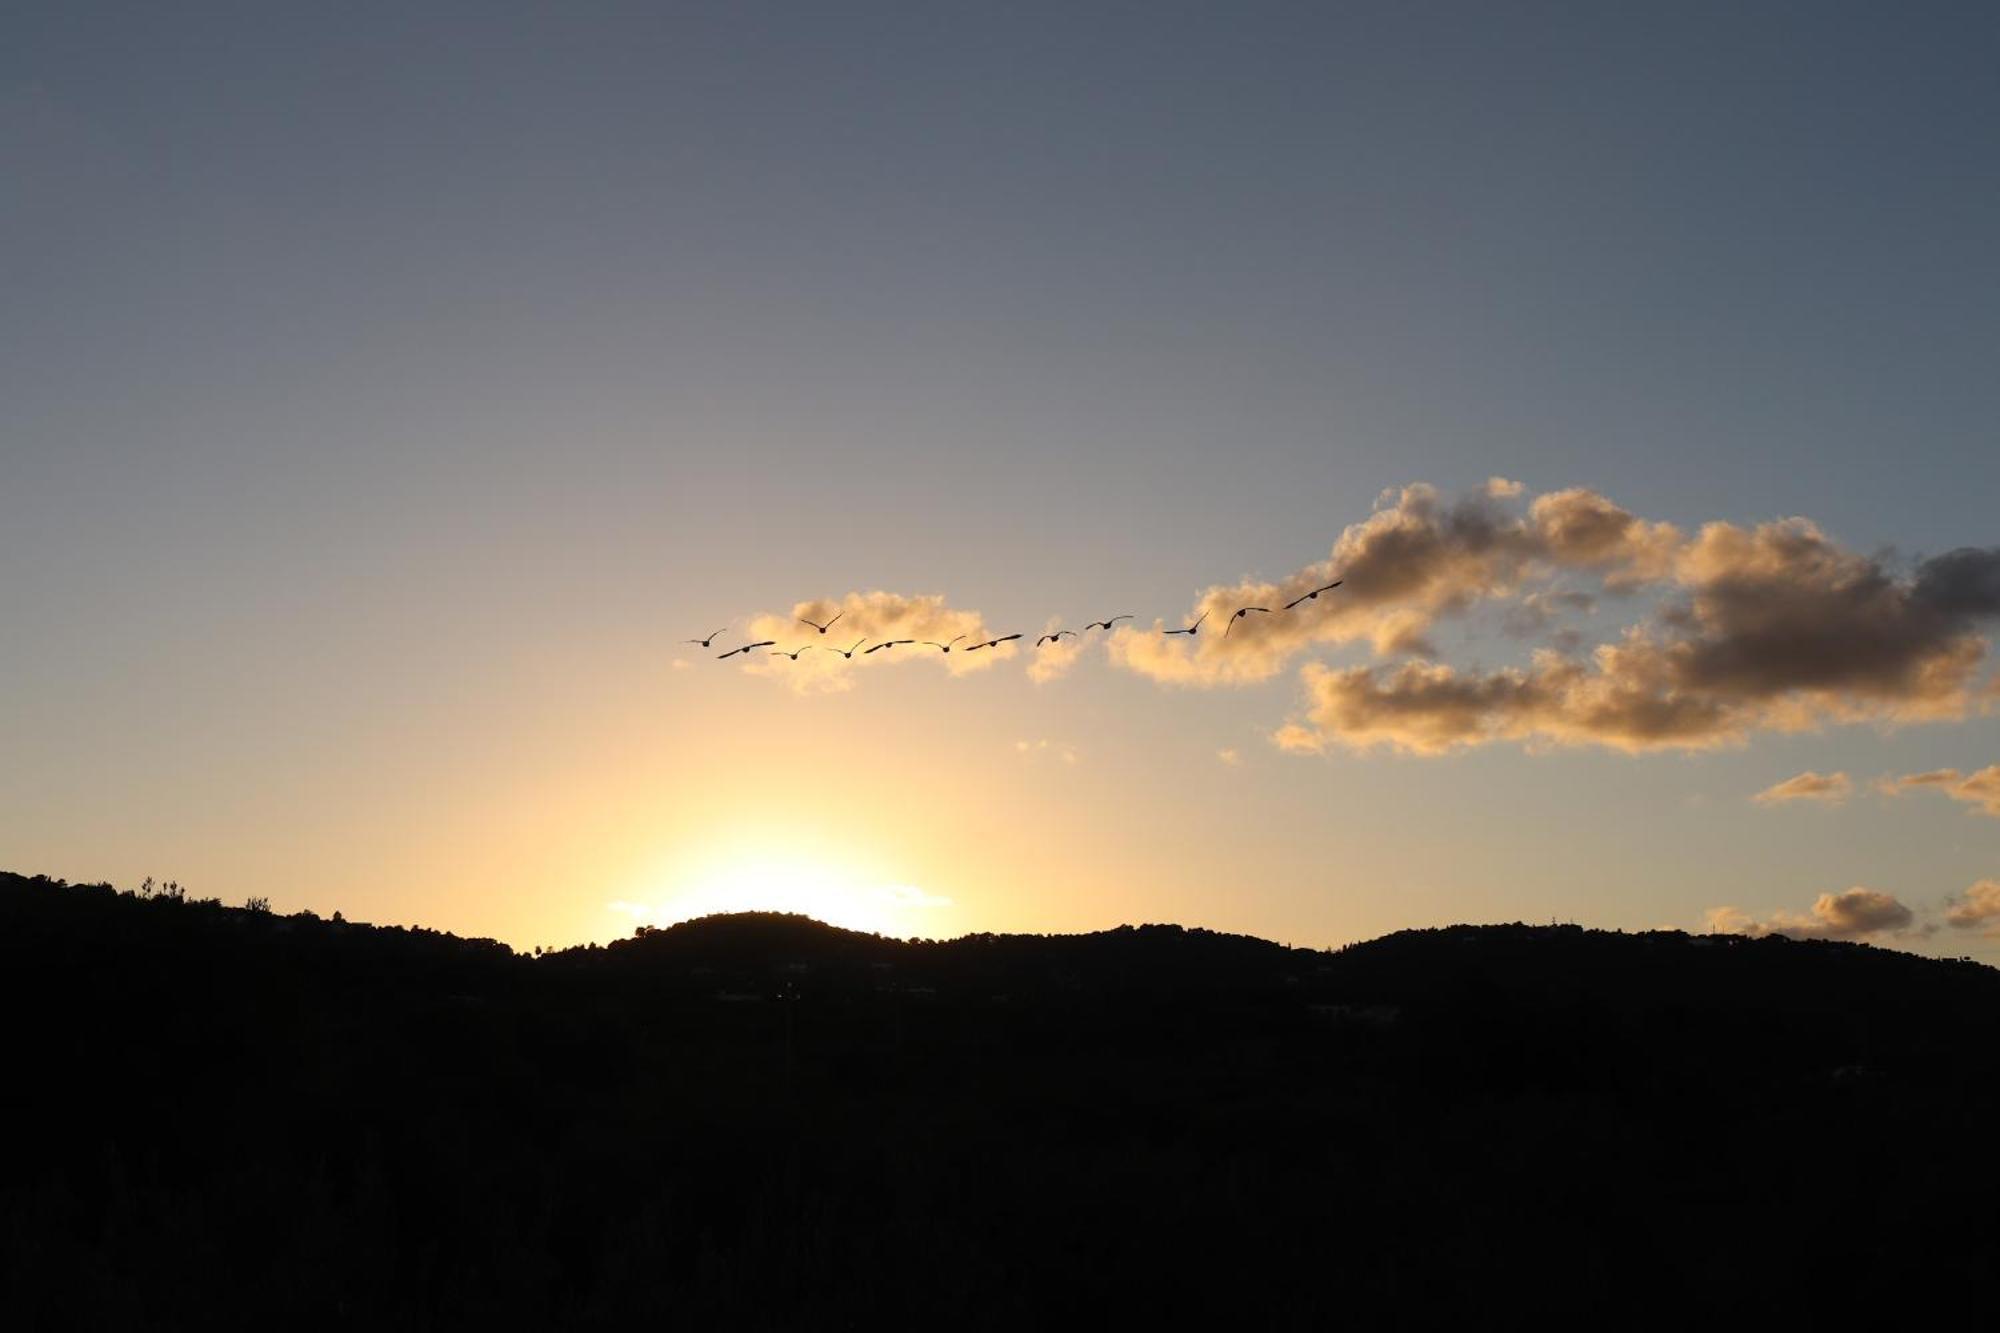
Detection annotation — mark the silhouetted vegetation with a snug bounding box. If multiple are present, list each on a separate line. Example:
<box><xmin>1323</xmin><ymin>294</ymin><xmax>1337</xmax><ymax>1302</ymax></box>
<box><xmin>4</xmin><ymin>869</ymin><xmax>1996</xmax><ymax>1328</ymax></box>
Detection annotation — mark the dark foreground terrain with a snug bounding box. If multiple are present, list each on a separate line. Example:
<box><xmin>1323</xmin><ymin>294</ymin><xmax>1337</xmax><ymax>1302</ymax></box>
<box><xmin>4</xmin><ymin>869</ymin><xmax>1997</xmax><ymax>1329</ymax></box>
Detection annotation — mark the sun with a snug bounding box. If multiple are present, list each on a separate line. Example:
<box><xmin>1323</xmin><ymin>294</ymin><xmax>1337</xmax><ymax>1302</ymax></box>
<box><xmin>612</xmin><ymin>843</ymin><xmax>951</xmax><ymax>939</ymax></box>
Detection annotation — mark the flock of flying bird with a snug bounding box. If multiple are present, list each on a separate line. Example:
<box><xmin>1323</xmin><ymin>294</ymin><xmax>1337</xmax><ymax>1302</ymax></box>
<box><xmin>688</xmin><ymin>580</ymin><xmax>1344</xmax><ymax>661</ymax></box>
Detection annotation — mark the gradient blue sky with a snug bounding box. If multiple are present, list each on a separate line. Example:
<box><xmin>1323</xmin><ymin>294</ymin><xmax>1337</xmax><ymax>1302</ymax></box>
<box><xmin>5</xmin><ymin>3</ymin><xmax>1998</xmax><ymax>955</ymax></box>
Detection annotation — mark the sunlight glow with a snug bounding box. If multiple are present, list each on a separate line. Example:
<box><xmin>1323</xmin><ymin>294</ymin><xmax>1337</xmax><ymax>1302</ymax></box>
<box><xmin>611</xmin><ymin>844</ymin><xmax>951</xmax><ymax>939</ymax></box>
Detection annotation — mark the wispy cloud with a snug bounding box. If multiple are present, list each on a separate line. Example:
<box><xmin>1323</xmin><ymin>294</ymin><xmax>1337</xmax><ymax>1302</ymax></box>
<box><xmin>1876</xmin><ymin>765</ymin><xmax>2000</xmax><ymax>817</ymax></box>
<box><xmin>1752</xmin><ymin>771</ymin><xmax>1852</xmax><ymax>805</ymax></box>
<box><xmin>1216</xmin><ymin>747</ymin><xmax>1242</xmax><ymax>767</ymax></box>
<box><xmin>1015</xmin><ymin>738</ymin><xmax>1080</xmax><ymax>765</ymax></box>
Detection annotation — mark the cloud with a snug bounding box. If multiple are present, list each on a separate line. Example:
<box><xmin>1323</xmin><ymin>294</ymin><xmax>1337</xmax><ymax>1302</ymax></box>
<box><xmin>1027</xmin><ymin>617</ymin><xmax>1088</xmax><ymax>684</ymax></box>
<box><xmin>1944</xmin><ymin>880</ymin><xmax>2000</xmax><ymax>934</ymax></box>
<box><xmin>733</xmin><ymin>591</ymin><xmax>1015</xmax><ymax>693</ymax></box>
<box><xmin>1877</xmin><ymin>765</ymin><xmax>2000</xmax><ymax>817</ymax></box>
<box><xmin>1703</xmin><ymin>887</ymin><xmax>1917</xmax><ymax>940</ymax></box>
<box><xmin>1500</xmin><ymin>589</ymin><xmax>1596</xmax><ymax>642</ymax></box>
<box><xmin>670</xmin><ymin>658</ymin><xmax>693</xmax><ymax>670</ymax></box>
<box><xmin>1217</xmin><ymin>747</ymin><xmax>1242</xmax><ymax>766</ymax></box>
<box><xmin>1276</xmin><ymin>508</ymin><xmax>2000</xmax><ymax>754</ymax></box>
<box><xmin>1752</xmin><ymin>771</ymin><xmax>1852</xmax><ymax>805</ymax></box>
<box><xmin>715</xmin><ymin>485</ymin><xmax>2000</xmax><ymax>751</ymax></box>
<box><xmin>1104</xmin><ymin>481</ymin><xmax>1699</xmax><ymax>690</ymax></box>
<box><xmin>1015</xmin><ymin>738</ymin><xmax>1080</xmax><ymax>765</ymax></box>
<box><xmin>881</xmin><ymin>883</ymin><xmax>953</xmax><ymax>909</ymax></box>
<box><xmin>1275</xmin><ymin>647</ymin><xmax>1736</xmax><ymax>755</ymax></box>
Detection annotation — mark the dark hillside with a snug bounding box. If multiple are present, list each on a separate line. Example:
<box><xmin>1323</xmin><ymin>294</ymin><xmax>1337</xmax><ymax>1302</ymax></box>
<box><xmin>4</xmin><ymin>870</ymin><xmax>1996</xmax><ymax>1329</ymax></box>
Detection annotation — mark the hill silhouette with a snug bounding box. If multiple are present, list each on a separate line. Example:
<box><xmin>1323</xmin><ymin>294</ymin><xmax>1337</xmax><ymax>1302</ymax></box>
<box><xmin>4</xmin><ymin>869</ymin><xmax>1997</xmax><ymax>1328</ymax></box>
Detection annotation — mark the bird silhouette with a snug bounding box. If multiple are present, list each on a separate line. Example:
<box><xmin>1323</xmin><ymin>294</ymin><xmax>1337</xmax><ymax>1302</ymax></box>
<box><xmin>685</xmin><ymin>627</ymin><xmax>728</xmax><ymax>648</ymax></box>
<box><xmin>1225</xmin><ymin>607</ymin><xmax>1271</xmax><ymax>637</ymax></box>
<box><xmin>1282</xmin><ymin>580</ymin><xmax>1343</xmax><ymax>610</ymax></box>
<box><xmin>1083</xmin><ymin>615</ymin><xmax>1133</xmax><ymax>631</ymax></box>
<box><xmin>1163</xmin><ymin>611</ymin><xmax>1209</xmax><ymax>636</ymax></box>
<box><xmin>1036</xmin><ymin>630</ymin><xmax>1078</xmax><ymax>646</ymax></box>
<box><xmin>718</xmin><ymin>641</ymin><xmax>776</xmax><ymax>658</ymax></box>
<box><xmin>829</xmin><ymin>638</ymin><xmax>867</xmax><ymax>659</ymax></box>
<box><xmin>863</xmin><ymin>639</ymin><xmax>915</xmax><ymax>654</ymax></box>
<box><xmin>920</xmin><ymin>635</ymin><xmax>968</xmax><ymax>653</ymax></box>
<box><xmin>966</xmin><ymin>634</ymin><xmax>1022</xmax><ymax>651</ymax></box>
<box><xmin>772</xmin><ymin>646</ymin><xmax>813</xmax><ymax>660</ymax></box>
<box><xmin>799</xmin><ymin>611</ymin><xmax>843</xmax><ymax>634</ymax></box>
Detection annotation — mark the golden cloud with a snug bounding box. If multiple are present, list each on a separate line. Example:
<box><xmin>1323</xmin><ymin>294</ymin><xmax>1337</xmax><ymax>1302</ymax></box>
<box><xmin>1944</xmin><ymin>879</ymin><xmax>2000</xmax><ymax>934</ymax></box>
<box><xmin>1876</xmin><ymin>765</ymin><xmax>2000</xmax><ymax>817</ymax></box>
<box><xmin>1751</xmin><ymin>771</ymin><xmax>1853</xmax><ymax>805</ymax></box>
<box><xmin>1702</xmin><ymin>887</ymin><xmax>1916</xmax><ymax>940</ymax></box>
<box><xmin>734</xmin><ymin>592</ymin><xmax>1014</xmax><ymax>694</ymax></box>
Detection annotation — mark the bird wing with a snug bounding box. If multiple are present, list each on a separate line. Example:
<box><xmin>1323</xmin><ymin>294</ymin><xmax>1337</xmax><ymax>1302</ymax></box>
<box><xmin>824</xmin><ymin>611</ymin><xmax>842</xmax><ymax>629</ymax></box>
<box><xmin>995</xmin><ymin>634</ymin><xmax>1021</xmax><ymax>644</ymax></box>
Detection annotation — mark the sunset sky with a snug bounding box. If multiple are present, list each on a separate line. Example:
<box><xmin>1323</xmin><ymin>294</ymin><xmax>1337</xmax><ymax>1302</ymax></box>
<box><xmin>6</xmin><ymin>3</ymin><xmax>1999</xmax><ymax>958</ymax></box>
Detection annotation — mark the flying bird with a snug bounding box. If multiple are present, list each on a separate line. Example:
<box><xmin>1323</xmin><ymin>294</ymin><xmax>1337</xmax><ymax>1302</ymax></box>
<box><xmin>1282</xmin><ymin>580</ymin><xmax>1343</xmax><ymax>610</ymax></box>
<box><xmin>1036</xmin><ymin>630</ymin><xmax>1078</xmax><ymax>646</ymax></box>
<box><xmin>863</xmin><ymin>639</ymin><xmax>915</xmax><ymax>654</ymax></box>
<box><xmin>1224</xmin><ymin>607</ymin><xmax>1270</xmax><ymax>637</ymax></box>
<box><xmin>829</xmin><ymin>638</ymin><xmax>867</xmax><ymax>659</ymax></box>
<box><xmin>966</xmin><ymin>634</ymin><xmax>1022</xmax><ymax>651</ymax></box>
<box><xmin>685</xmin><ymin>627</ymin><xmax>728</xmax><ymax>648</ymax></box>
<box><xmin>1163</xmin><ymin>611</ymin><xmax>1209</xmax><ymax>637</ymax></box>
<box><xmin>921</xmin><ymin>635</ymin><xmax>968</xmax><ymax>653</ymax></box>
<box><xmin>1083</xmin><ymin>615</ymin><xmax>1133</xmax><ymax>631</ymax></box>
<box><xmin>771</xmin><ymin>646</ymin><xmax>814</xmax><ymax>660</ymax></box>
<box><xmin>718</xmin><ymin>641</ymin><xmax>775</xmax><ymax>658</ymax></box>
<box><xmin>798</xmin><ymin>611</ymin><xmax>843</xmax><ymax>634</ymax></box>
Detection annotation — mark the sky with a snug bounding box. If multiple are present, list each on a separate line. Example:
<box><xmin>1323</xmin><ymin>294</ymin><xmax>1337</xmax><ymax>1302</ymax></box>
<box><xmin>5</xmin><ymin>2</ymin><xmax>1999</xmax><ymax>958</ymax></box>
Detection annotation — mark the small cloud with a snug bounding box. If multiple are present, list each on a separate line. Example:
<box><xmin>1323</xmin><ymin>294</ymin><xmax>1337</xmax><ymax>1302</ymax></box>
<box><xmin>671</xmin><ymin>658</ymin><xmax>693</xmax><ymax>670</ymax></box>
<box><xmin>1217</xmin><ymin>747</ymin><xmax>1242</xmax><ymax>766</ymax></box>
<box><xmin>1751</xmin><ymin>771</ymin><xmax>1852</xmax><ymax>806</ymax></box>
<box><xmin>1944</xmin><ymin>879</ymin><xmax>2000</xmax><ymax>934</ymax></box>
<box><xmin>1027</xmin><ymin>616</ymin><xmax>1087</xmax><ymax>684</ymax></box>
<box><xmin>1016</xmin><ymin>738</ymin><xmax>1080</xmax><ymax>765</ymax></box>
<box><xmin>1877</xmin><ymin>765</ymin><xmax>2000</xmax><ymax>817</ymax></box>
<box><xmin>1702</xmin><ymin>887</ymin><xmax>1917</xmax><ymax>940</ymax></box>
<box><xmin>730</xmin><ymin>591</ymin><xmax>1014</xmax><ymax>694</ymax></box>
<box><xmin>881</xmin><ymin>883</ymin><xmax>953</xmax><ymax>909</ymax></box>
<box><xmin>1486</xmin><ymin>476</ymin><xmax>1526</xmax><ymax>498</ymax></box>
